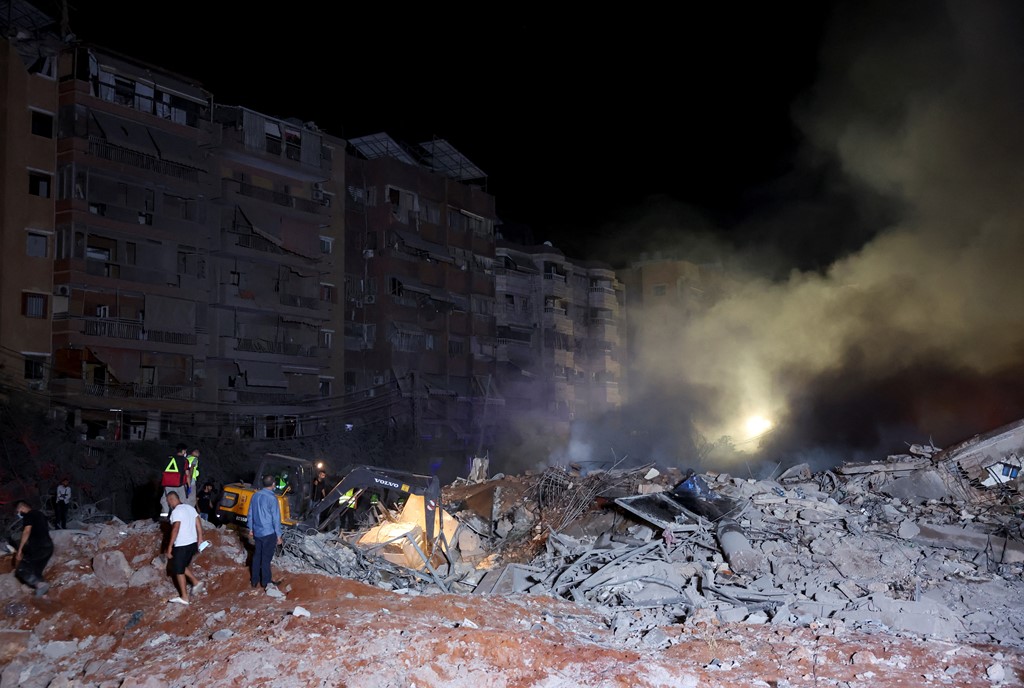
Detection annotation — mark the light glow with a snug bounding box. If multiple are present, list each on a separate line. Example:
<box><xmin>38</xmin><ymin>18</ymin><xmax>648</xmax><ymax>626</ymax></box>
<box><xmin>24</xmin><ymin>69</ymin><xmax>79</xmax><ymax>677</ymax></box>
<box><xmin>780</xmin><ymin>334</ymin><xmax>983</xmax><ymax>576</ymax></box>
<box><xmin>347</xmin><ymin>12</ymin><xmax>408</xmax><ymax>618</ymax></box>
<box><xmin>744</xmin><ymin>415</ymin><xmax>773</xmax><ymax>437</ymax></box>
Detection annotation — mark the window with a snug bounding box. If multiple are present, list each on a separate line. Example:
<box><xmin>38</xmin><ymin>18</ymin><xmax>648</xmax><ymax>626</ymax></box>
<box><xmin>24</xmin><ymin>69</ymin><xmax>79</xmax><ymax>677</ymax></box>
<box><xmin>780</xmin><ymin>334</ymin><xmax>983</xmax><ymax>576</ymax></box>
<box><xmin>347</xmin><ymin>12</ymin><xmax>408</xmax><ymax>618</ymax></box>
<box><xmin>448</xmin><ymin>338</ymin><xmax>465</xmax><ymax>356</ymax></box>
<box><xmin>31</xmin><ymin>110</ymin><xmax>54</xmax><ymax>138</ymax></box>
<box><xmin>26</xmin><ymin>232</ymin><xmax>48</xmax><ymax>258</ymax></box>
<box><xmin>319</xmin><ymin>236</ymin><xmax>334</xmax><ymax>254</ymax></box>
<box><xmin>28</xmin><ymin>171</ymin><xmax>51</xmax><ymax>198</ymax></box>
<box><xmin>320</xmin><ymin>283</ymin><xmax>335</xmax><ymax>302</ymax></box>
<box><xmin>319</xmin><ymin>378</ymin><xmax>332</xmax><ymax>398</ymax></box>
<box><xmin>24</xmin><ymin>357</ymin><xmax>45</xmax><ymax>380</ymax></box>
<box><xmin>22</xmin><ymin>293</ymin><xmax>47</xmax><ymax>318</ymax></box>
<box><xmin>425</xmin><ymin>334</ymin><xmax>436</xmax><ymax>351</ymax></box>
<box><xmin>320</xmin><ymin>329</ymin><xmax>333</xmax><ymax>349</ymax></box>
<box><xmin>126</xmin><ymin>242</ymin><xmax>137</xmax><ymax>265</ymax></box>
<box><xmin>652</xmin><ymin>284</ymin><xmax>667</xmax><ymax>296</ymax></box>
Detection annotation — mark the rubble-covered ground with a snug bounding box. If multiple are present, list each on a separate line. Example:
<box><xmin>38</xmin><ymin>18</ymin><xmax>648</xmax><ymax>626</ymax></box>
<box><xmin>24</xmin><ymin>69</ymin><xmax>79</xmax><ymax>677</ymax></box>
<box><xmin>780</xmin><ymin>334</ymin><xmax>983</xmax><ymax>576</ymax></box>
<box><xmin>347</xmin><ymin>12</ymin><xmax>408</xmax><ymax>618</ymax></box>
<box><xmin>3</xmin><ymin>452</ymin><xmax>1024</xmax><ymax>687</ymax></box>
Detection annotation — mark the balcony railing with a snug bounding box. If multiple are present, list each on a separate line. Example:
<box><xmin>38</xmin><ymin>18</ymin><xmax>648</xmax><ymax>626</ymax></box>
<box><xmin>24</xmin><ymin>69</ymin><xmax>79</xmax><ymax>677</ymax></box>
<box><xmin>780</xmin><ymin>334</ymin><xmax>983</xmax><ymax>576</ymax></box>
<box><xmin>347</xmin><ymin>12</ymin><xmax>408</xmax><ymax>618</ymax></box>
<box><xmin>86</xmin><ymin>383</ymin><xmax>196</xmax><ymax>400</ymax></box>
<box><xmin>228</xmin><ymin>179</ymin><xmax>325</xmax><ymax>214</ymax></box>
<box><xmin>81</xmin><ymin>318</ymin><xmax>197</xmax><ymax>345</ymax></box>
<box><xmin>236</xmin><ymin>338</ymin><xmax>318</xmax><ymax>357</ymax></box>
<box><xmin>279</xmin><ymin>293</ymin><xmax>320</xmax><ymax>309</ymax></box>
<box><xmin>89</xmin><ymin>140</ymin><xmax>199</xmax><ymax>183</ymax></box>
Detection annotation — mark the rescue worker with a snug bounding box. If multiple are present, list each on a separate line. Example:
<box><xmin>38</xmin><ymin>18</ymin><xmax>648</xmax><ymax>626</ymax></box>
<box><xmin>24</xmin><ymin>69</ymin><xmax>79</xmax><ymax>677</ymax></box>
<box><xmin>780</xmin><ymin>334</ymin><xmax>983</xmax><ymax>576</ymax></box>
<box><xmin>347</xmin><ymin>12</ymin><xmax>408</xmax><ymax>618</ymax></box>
<box><xmin>160</xmin><ymin>444</ymin><xmax>190</xmax><ymax>518</ymax></box>
<box><xmin>339</xmin><ymin>488</ymin><xmax>357</xmax><ymax>530</ymax></box>
<box><xmin>12</xmin><ymin>500</ymin><xmax>53</xmax><ymax>596</ymax></box>
<box><xmin>185</xmin><ymin>448</ymin><xmax>201</xmax><ymax>508</ymax></box>
<box><xmin>276</xmin><ymin>470</ymin><xmax>290</xmax><ymax>494</ymax></box>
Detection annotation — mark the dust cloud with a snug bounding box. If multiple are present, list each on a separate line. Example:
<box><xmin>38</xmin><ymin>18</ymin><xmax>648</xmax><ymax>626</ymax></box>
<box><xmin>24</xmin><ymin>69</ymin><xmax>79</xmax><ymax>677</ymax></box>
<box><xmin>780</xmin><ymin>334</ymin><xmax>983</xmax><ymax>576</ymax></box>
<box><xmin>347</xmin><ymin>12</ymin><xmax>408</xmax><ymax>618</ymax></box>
<box><xmin>581</xmin><ymin>1</ymin><xmax>1024</xmax><ymax>473</ymax></box>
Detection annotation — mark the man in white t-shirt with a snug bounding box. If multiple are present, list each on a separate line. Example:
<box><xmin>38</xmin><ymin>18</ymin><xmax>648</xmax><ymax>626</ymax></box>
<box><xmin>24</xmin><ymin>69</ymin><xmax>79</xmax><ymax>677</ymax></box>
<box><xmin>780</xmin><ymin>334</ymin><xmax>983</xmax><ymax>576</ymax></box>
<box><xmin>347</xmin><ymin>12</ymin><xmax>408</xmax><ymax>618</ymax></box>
<box><xmin>166</xmin><ymin>491</ymin><xmax>204</xmax><ymax>605</ymax></box>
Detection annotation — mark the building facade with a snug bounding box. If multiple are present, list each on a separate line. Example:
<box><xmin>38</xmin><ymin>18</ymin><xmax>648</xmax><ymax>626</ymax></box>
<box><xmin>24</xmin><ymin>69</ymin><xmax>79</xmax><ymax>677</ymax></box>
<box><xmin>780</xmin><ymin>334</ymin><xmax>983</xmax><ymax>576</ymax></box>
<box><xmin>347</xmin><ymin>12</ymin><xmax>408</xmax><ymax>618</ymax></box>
<box><xmin>343</xmin><ymin>134</ymin><xmax>500</xmax><ymax>460</ymax></box>
<box><xmin>1</xmin><ymin>4</ymin><xmax>345</xmax><ymax>441</ymax></box>
<box><xmin>494</xmin><ymin>240</ymin><xmax>626</xmax><ymax>441</ymax></box>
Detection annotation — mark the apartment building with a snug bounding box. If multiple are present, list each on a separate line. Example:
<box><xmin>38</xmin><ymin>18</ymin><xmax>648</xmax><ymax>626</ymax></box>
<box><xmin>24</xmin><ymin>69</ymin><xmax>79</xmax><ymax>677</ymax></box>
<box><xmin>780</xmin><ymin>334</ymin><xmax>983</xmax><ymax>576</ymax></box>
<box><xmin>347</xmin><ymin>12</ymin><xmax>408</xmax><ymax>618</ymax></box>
<box><xmin>0</xmin><ymin>1</ymin><xmax>62</xmax><ymax>402</ymax></box>
<box><xmin>208</xmin><ymin>106</ymin><xmax>344</xmax><ymax>440</ymax></box>
<box><xmin>494</xmin><ymin>240</ymin><xmax>625</xmax><ymax>439</ymax></box>
<box><xmin>1</xmin><ymin>2</ymin><xmax>344</xmax><ymax>441</ymax></box>
<box><xmin>343</xmin><ymin>134</ymin><xmax>500</xmax><ymax>460</ymax></box>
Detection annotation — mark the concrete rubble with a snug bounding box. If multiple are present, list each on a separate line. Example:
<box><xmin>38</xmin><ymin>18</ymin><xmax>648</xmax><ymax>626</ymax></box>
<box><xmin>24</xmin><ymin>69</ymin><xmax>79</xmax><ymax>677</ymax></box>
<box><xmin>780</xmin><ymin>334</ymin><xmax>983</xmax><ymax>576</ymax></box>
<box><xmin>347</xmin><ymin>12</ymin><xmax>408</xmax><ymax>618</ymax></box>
<box><xmin>271</xmin><ymin>422</ymin><xmax>1024</xmax><ymax>649</ymax></box>
<box><xmin>425</xmin><ymin>422</ymin><xmax>1024</xmax><ymax>650</ymax></box>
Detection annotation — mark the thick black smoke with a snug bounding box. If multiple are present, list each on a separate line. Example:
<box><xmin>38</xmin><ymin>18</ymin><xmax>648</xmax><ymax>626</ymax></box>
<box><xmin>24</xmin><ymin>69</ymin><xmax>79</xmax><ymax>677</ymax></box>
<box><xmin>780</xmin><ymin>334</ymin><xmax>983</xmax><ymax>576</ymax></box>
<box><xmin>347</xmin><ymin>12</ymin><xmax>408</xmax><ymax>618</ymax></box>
<box><xmin>583</xmin><ymin>0</ymin><xmax>1024</xmax><ymax>471</ymax></box>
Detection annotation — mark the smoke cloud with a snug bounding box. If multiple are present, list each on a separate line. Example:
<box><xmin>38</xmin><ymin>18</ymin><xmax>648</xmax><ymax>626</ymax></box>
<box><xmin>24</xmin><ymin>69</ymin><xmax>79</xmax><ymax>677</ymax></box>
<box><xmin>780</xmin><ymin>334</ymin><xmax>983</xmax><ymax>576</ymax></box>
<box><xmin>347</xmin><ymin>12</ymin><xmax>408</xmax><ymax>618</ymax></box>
<box><xmin>596</xmin><ymin>0</ymin><xmax>1024</xmax><ymax>472</ymax></box>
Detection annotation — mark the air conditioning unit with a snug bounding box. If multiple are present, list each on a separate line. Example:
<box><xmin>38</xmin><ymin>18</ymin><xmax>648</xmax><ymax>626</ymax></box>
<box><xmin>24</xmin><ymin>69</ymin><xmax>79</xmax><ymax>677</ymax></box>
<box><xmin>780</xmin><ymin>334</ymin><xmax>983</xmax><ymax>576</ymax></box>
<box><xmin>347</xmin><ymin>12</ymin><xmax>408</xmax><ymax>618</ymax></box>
<box><xmin>372</xmin><ymin>375</ymin><xmax>385</xmax><ymax>386</ymax></box>
<box><xmin>312</xmin><ymin>182</ymin><xmax>325</xmax><ymax>201</ymax></box>
<box><xmin>96</xmin><ymin>305</ymin><xmax>110</xmax><ymax>318</ymax></box>
<box><xmin>54</xmin><ymin>284</ymin><xmax>70</xmax><ymax>297</ymax></box>
<box><xmin>27</xmin><ymin>380</ymin><xmax>45</xmax><ymax>391</ymax></box>
<box><xmin>364</xmin><ymin>295</ymin><xmax>376</xmax><ymax>304</ymax></box>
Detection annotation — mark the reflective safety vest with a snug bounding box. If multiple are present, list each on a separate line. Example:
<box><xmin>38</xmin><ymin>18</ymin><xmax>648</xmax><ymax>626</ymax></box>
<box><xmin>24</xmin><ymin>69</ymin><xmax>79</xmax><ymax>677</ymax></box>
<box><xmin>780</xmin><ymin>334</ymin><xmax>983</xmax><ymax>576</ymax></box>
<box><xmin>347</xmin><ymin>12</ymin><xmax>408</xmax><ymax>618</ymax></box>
<box><xmin>339</xmin><ymin>488</ymin><xmax>356</xmax><ymax>508</ymax></box>
<box><xmin>277</xmin><ymin>474</ymin><xmax>289</xmax><ymax>491</ymax></box>
<box><xmin>162</xmin><ymin>455</ymin><xmax>186</xmax><ymax>487</ymax></box>
<box><xmin>186</xmin><ymin>453</ymin><xmax>199</xmax><ymax>484</ymax></box>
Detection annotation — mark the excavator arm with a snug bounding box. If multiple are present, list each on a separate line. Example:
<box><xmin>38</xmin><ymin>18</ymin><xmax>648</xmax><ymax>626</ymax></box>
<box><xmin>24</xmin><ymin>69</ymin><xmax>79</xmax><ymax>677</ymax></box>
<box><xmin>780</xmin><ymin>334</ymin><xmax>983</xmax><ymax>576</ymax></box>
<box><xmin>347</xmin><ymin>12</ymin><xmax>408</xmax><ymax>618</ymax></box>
<box><xmin>301</xmin><ymin>465</ymin><xmax>442</xmax><ymax>545</ymax></box>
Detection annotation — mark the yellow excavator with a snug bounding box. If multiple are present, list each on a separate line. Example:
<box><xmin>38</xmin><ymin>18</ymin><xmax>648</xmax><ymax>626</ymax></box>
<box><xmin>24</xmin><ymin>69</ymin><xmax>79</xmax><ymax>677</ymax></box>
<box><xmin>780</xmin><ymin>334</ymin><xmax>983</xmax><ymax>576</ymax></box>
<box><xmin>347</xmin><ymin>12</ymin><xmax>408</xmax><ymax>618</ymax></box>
<box><xmin>217</xmin><ymin>452</ymin><xmax>444</xmax><ymax>547</ymax></box>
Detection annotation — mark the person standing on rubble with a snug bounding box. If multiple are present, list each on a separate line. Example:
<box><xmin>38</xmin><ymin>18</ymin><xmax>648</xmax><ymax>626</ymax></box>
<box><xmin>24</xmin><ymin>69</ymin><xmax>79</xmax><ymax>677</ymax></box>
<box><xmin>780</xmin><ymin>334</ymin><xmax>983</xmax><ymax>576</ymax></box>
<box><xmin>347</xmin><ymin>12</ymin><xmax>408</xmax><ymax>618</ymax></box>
<box><xmin>185</xmin><ymin>448</ymin><xmax>201</xmax><ymax>508</ymax></box>
<box><xmin>160</xmin><ymin>443</ymin><xmax>191</xmax><ymax>519</ymax></box>
<box><xmin>165</xmin><ymin>491</ymin><xmax>204</xmax><ymax>605</ymax></box>
<box><xmin>11</xmin><ymin>500</ymin><xmax>53</xmax><ymax>596</ymax></box>
<box><xmin>246</xmin><ymin>474</ymin><xmax>283</xmax><ymax>594</ymax></box>
<box><xmin>55</xmin><ymin>477</ymin><xmax>72</xmax><ymax>530</ymax></box>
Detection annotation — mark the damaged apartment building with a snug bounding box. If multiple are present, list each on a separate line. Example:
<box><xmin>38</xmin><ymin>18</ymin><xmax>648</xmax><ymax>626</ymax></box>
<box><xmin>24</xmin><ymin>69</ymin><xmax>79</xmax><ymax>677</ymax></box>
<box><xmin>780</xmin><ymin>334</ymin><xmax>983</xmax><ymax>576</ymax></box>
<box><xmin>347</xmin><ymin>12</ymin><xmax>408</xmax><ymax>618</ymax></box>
<box><xmin>494</xmin><ymin>240</ymin><xmax>626</xmax><ymax>441</ymax></box>
<box><xmin>0</xmin><ymin>1</ymin><xmax>345</xmax><ymax>441</ymax></box>
<box><xmin>0</xmin><ymin>0</ymin><xmax>624</xmax><ymax>459</ymax></box>
<box><xmin>342</xmin><ymin>134</ymin><xmax>501</xmax><ymax>457</ymax></box>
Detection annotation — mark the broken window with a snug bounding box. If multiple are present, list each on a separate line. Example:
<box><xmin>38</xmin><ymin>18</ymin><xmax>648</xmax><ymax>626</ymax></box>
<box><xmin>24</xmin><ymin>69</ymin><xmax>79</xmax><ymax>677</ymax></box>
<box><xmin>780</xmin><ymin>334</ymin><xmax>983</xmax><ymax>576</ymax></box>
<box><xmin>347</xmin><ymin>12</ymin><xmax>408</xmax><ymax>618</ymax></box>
<box><xmin>24</xmin><ymin>356</ymin><xmax>45</xmax><ymax>380</ymax></box>
<box><xmin>319</xmin><ymin>378</ymin><xmax>331</xmax><ymax>398</ymax></box>
<box><xmin>31</xmin><ymin>110</ymin><xmax>54</xmax><ymax>138</ymax></box>
<box><xmin>28</xmin><ymin>170</ymin><xmax>51</xmax><ymax>198</ymax></box>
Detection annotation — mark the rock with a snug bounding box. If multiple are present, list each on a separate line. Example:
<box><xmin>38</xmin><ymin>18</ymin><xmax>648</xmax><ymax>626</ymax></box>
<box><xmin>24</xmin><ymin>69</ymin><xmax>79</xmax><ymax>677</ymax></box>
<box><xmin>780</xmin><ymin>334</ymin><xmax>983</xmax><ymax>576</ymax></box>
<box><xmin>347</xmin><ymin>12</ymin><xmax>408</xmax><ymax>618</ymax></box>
<box><xmin>292</xmin><ymin>606</ymin><xmax>311</xmax><ymax>618</ymax></box>
<box><xmin>211</xmin><ymin>629</ymin><xmax>235</xmax><ymax>641</ymax></box>
<box><xmin>266</xmin><ymin>586</ymin><xmax>286</xmax><ymax>599</ymax></box>
<box><xmin>987</xmin><ymin>663</ymin><xmax>1005</xmax><ymax>682</ymax></box>
<box><xmin>897</xmin><ymin>520</ymin><xmax>921</xmax><ymax>539</ymax></box>
<box><xmin>121</xmin><ymin>678</ymin><xmax>165</xmax><ymax>688</ymax></box>
<box><xmin>851</xmin><ymin>651</ymin><xmax>878</xmax><ymax>665</ymax></box>
<box><xmin>128</xmin><ymin>566</ymin><xmax>163</xmax><ymax>589</ymax></box>
<box><xmin>92</xmin><ymin>551</ymin><xmax>132</xmax><ymax>587</ymax></box>
<box><xmin>41</xmin><ymin>640</ymin><xmax>78</xmax><ymax>660</ymax></box>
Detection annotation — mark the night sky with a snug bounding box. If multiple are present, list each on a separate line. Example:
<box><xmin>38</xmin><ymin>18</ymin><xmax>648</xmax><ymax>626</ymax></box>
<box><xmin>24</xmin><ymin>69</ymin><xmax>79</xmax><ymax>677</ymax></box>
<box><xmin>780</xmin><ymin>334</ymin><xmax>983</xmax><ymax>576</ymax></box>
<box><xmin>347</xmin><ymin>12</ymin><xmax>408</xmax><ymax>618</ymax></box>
<box><xmin>57</xmin><ymin>1</ymin><xmax>1024</xmax><ymax>468</ymax></box>
<box><xmin>65</xmin><ymin>1</ymin><xmax>833</xmax><ymax>266</ymax></box>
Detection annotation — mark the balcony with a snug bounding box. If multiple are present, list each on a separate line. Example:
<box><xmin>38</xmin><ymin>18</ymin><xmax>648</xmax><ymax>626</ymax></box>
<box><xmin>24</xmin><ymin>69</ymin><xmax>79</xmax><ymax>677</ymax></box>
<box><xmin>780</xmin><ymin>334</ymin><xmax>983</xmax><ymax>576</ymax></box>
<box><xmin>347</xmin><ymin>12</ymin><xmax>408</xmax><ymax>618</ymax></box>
<box><xmin>236</xmin><ymin>338</ymin><xmax>319</xmax><ymax>358</ymax></box>
<box><xmin>542</xmin><ymin>273</ymin><xmax>567</xmax><ymax>298</ymax></box>
<box><xmin>279</xmin><ymin>293</ymin><xmax>320</xmax><ymax>310</ymax></box>
<box><xmin>88</xmin><ymin>140</ymin><xmax>199</xmax><ymax>183</ymax></box>
<box><xmin>588</xmin><ymin>288</ymin><xmax>618</xmax><ymax>310</ymax></box>
<box><xmin>225</xmin><ymin>179</ymin><xmax>326</xmax><ymax>215</ymax></box>
<box><xmin>234</xmin><ymin>390</ymin><xmax>318</xmax><ymax>405</ymax></box>
<box><xmin>543</xmin><ymin>307</ymin><xmax>572</xmax><ymax>333</ymax></box>
<box><xmin>86</xmin><ymin>383</ymin><xmax>196</xmax><ymax>401</ymax></box>
<box><xmin>78</xmin><ymin>316</ymin><xmax>197</xmax><ymax>346</ymax></box>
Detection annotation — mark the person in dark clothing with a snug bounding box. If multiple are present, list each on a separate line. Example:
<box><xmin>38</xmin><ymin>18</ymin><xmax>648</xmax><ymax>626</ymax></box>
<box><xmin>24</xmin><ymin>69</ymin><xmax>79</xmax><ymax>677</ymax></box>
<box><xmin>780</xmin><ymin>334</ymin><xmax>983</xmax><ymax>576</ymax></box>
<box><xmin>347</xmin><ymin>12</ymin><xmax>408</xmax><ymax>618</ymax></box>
<box><xmin>312</xmin><ymin>470</ymin><xmax>328</xmax><ymax>503</ymax></box>
<box><xmin>196</xmin><ymin>482</ymin><xmax>220</xmax><ymax>526</ymax></box>
<box><xmin>12</xmin><ymin>500</ymin><xmax>53</xmax><ymax>596</ymax></box>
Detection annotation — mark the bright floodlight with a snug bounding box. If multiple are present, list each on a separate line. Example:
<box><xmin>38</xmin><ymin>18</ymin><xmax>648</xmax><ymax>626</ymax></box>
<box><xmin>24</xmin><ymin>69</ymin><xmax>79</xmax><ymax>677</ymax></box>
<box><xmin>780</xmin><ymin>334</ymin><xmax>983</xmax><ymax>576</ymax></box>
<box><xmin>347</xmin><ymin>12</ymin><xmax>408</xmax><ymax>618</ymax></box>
<box><xmin>745</xmin><ymin>415</ymin><xmax>773</xmax><ymax>437</ymax></box>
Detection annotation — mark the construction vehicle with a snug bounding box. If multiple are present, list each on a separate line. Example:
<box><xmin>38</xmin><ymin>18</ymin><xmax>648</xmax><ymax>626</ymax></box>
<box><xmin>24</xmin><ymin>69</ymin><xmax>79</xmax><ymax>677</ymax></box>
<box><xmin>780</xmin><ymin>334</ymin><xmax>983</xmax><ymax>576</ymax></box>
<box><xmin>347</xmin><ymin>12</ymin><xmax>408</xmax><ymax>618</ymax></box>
<box><xmin>217</xmin><ymin>452</ymin><xmax>445</xmax><ymax>553</ymax></box>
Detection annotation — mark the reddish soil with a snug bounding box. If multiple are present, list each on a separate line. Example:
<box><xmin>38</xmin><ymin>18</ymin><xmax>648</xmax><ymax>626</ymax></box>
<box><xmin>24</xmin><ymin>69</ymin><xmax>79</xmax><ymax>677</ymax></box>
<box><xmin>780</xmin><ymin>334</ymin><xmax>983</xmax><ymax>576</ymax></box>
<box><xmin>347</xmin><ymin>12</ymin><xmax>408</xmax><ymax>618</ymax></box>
<box><xmin>1</xmin><ymin>522</ymin><xmax>1022</xmax><ymax>687</ymax></box>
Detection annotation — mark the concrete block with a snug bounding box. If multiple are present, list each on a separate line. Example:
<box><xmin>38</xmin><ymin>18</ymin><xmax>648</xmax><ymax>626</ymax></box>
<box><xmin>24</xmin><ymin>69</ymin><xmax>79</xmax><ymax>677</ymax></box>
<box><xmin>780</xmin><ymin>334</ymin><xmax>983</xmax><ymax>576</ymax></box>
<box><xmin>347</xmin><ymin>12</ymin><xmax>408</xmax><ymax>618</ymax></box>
<box><xmin>92</xmin><ymin>551</ymin><xmax>132</xmax><ymax>587</ymax></box>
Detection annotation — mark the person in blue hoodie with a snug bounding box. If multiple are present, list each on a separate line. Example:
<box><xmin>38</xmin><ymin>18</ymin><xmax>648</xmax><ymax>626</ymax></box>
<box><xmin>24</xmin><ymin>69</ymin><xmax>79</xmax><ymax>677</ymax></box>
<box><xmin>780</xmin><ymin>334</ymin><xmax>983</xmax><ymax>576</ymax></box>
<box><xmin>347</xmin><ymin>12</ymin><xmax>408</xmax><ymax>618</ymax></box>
<box><xmin>245</xmin><ymin>474</ymin><xmax>282</xmax><ymax>593</ymax></box>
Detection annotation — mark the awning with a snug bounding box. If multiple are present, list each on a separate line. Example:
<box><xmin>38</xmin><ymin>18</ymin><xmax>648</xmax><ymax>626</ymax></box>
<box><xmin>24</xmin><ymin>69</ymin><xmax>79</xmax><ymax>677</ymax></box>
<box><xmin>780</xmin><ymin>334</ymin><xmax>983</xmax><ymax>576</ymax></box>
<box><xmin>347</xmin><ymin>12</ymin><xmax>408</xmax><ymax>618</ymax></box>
<box><xmin>391</xmin><ymin>321</ymin><xmax>423</xmax><ymax>335</ymax></box>
<box><xmin>148</xmin><ymin>126</ymin><xmax>203</xmax><ymax>168</ymax></box>
<box><xmin>280</xmin><ymin>217</ymin><xmax>319</xmax><ymax>259</ymax></box>
<box><xmin>88</xmin><ymin>346</ymin><xmax>140</xmax><ymax>384</ymax></box>
<box><xmin>239</xmin><ymin>360</ymin><xmax>287</xmax><ymax>388</ymax></box>
<box><xmin>422</xmin><ymin>374</ymin><xmax>458</xmax><ymax>397</ymax></box>
<box><xmin>90</xmin><ymin>110</ymin><xmax>158</xmax><ymax>157</ymax></box>
<box><xmin>144</xmin><ymin>295</ymin><xmax>195</xmax><ymax>333</ymax></box>
<box><xmin>279</xmin><ymin>314</ymin><xmax>322</xmax><ymax>328</ymax></box>
<box><xmin>392</xmin><ymin>229</ymin><xmax>452</xmax><ymax>262</ymax></box>
<box><xmin>236</xmin><ymin>203</ymin><xmax>282</xmax><ymax>245</ymax></box>
<box><xmin>502</xmin><ymin>254</ymin><xmax>539</xmax><ymax>273</ymax></box>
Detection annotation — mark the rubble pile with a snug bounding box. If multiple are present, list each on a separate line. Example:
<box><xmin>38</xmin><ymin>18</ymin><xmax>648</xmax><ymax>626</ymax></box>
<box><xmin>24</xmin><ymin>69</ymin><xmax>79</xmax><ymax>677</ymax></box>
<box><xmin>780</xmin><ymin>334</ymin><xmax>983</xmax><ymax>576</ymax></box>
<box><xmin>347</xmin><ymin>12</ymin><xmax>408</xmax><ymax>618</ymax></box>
<box><xmin>445</xmin><ymin>425</ymin><xmax>1024</xmax><ymax>650</ymax></box>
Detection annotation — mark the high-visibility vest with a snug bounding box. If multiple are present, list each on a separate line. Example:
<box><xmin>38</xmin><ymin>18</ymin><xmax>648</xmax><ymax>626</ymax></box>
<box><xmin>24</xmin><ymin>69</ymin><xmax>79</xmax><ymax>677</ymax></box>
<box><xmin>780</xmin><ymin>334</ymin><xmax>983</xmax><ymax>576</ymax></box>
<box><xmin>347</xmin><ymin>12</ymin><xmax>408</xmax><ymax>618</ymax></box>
<box><xmin>339</xmin><ymin>489</ymin><xmax>356</xmax><ymax>508</ymax></box>
<box><xmin>186</xmin><ymin>453</ymin><xmax>199</xmax><ymax>483</ymax></box>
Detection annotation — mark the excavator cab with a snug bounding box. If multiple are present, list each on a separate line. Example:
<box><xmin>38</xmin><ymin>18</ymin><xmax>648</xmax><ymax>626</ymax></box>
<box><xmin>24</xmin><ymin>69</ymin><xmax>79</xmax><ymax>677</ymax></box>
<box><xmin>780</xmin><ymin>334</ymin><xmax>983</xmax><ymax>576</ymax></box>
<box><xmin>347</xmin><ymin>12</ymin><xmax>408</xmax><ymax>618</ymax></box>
<box><xmin>217</xmin><ymin>453</ymin><xmax>316</xmax><ymax>527</ymax></box>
